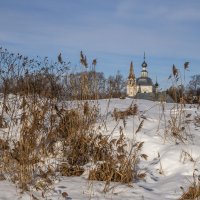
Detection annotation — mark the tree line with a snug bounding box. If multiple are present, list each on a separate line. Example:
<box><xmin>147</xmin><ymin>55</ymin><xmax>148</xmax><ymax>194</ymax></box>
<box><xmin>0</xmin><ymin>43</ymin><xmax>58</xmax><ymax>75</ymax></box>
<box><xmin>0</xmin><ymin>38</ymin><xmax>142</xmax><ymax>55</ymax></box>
<box><xmin>0</xmin><ymin>48</ymin><xmax>126</xmax><ymax>100</ymax></box>
<box><xmin>0</xmin><ymin>47</ymin><xmax>199</xmax><ymax>102</ymax></box>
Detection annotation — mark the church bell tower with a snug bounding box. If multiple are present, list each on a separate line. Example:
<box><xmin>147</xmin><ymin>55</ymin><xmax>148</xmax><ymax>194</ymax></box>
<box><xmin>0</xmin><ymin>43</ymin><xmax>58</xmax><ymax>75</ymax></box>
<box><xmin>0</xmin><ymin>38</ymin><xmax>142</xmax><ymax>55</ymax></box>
<box><xmin>127</xmin><ymin>62</ymin><xmax>137</xmax><ymax>97</ymax></box>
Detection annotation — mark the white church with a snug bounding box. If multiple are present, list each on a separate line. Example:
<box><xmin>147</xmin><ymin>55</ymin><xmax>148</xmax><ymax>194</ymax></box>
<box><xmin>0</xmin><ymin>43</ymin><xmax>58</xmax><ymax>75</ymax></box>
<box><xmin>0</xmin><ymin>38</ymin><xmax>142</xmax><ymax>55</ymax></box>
<box><xmin>127</xmin><ymin>53</ymin><xmax>158</xmax><ymax>97</ymax></box>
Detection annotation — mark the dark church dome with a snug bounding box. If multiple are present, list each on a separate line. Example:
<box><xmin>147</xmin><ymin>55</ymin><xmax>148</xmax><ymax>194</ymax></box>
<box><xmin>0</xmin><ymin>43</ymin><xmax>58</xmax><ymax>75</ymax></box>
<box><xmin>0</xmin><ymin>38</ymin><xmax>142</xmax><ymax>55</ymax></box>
<box><xmin>142</xmin><ymin>61</ymin><xmax>147</xmax><ymax>68</ymax></box>
<box><xmin>136</xmin><ymin>77</ymin><xmax>153</xmax><ymax>86</ymax></box>
<box><xmin>155</xmin><ymin>81</ymin><xmax>159</xmax><ymax>87</ymax></box>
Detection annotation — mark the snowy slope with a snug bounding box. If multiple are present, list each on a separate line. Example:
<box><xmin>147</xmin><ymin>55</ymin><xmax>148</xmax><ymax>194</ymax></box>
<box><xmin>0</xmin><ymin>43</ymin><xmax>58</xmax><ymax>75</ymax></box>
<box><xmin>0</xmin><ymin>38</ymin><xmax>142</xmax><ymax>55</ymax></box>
<box><xmin>0</xmin><ymin>98</ymin><xmax>200</xmax><ymax>200</ymax></box>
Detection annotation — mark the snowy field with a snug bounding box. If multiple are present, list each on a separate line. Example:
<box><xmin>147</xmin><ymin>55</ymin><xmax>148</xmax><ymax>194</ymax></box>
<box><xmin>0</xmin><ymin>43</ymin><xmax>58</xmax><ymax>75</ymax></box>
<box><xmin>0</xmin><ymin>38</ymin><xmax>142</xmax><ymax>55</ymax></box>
<box><xmin>0</xmin><ymin>98</ymin><xmax>200</xmax><ymax>200</ymax></box>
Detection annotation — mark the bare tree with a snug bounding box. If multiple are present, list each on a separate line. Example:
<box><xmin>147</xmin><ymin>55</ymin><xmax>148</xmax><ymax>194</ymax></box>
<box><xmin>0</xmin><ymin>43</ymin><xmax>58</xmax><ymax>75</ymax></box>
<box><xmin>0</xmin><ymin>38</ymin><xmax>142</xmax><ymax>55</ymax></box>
<box><xmin>187</xmin><ymin>74</ymin><xmax>200</xmax><ymax>95</ymax></box>
<box><xmin>107</xmin><ymin>71</ymin><xmax>126</xmax><ymax>98</ymax></box>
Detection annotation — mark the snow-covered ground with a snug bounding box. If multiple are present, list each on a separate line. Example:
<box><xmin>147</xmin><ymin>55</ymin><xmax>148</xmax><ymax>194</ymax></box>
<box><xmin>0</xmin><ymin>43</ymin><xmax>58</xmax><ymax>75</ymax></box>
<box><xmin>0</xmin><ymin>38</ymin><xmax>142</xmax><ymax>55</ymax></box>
<box><xmin>0</xmin><ymin>98</ymin><xmax>200</xmax><ymax>200</ymax></box>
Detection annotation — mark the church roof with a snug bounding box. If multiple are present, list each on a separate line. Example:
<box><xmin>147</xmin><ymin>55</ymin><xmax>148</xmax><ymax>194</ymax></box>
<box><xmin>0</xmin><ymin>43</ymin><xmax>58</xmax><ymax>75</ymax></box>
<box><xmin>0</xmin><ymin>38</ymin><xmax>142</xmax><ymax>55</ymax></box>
<box><xmin>136</xmin><ymin>77</ymin><xmax>153</xmax><ymax>86</ymax></box>
<box><xmin>128</xmin><ymin>61</ymin><xmax>135</xmax><ymax>79</ymax></box>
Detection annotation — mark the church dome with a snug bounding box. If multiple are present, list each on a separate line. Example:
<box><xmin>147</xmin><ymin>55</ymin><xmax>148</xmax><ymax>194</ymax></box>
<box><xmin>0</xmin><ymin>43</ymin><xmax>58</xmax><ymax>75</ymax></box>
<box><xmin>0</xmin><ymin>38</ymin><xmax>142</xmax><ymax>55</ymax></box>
<box><xmin>142</xmin><ymin>61</ymin><xmax>147</xmax><ymax>68</ymax></box>
<box><xmin>136</xmin><ymin>77</ymin><xmax>153</xmax><ymax>86</ymax></box>
<box><xmin>155</xmin><ymin>81</ymin><xmax>159</xmax><ymax>87</ymax></box>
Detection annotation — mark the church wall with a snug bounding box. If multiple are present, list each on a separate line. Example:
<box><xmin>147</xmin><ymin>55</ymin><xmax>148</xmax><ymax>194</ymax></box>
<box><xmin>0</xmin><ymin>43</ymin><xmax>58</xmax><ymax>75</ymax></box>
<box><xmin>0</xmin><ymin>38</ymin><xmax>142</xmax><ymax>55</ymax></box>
<box><xmin>136</xmin><ymin>86</ymin><xmax>153</xmax><ymax>93</ymax></box>
<box><xmin>127</xmin><ymin>85</ymin><xmax>137</xmax><ymax>96</ymax></box>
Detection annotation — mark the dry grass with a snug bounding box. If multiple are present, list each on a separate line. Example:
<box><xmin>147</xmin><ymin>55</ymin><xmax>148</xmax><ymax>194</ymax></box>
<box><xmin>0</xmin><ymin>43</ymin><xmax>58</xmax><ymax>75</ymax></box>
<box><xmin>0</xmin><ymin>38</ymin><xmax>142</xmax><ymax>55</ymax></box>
<box><xmin>157</xmin><ymin>100</ymin><xmax>191</xmax><ymax>144</ymax></box>
<box><xmin>88</xmin><ymin>134</ymin><xmax>146</xmax><ymax>183</ymax></box>
<box><xmin>194</xmin><ymin>114</ymin><xmax>200</xmax><ymax>127</ymax></box>
<box><xmin>0</xmin><ymin>95</ymin><xmax>100</xmax><ymax>192</ymax></box>
<box><xmin>180</xmin><ymin>170</ymin><xmax>200</xmax><ymax>200</ymax></box>
<box><xmin>180</xmin><ymin>186</ymin><xmax>200</xmax><ymax>200</ymax></box>
<box><xmin>0</xmin><ymin>95</ymin><xmax>144</xmax><ymax>195</ymax></box>
<box><xmin>167</xmin><ymin>105</ymin><xmax>189</xmax><ymax>143</ymax></box>
<box><xmin>1</xmin><ymin>48</ymin><xmax>197</xmax><ymax>199</ymax></box>
<box><xmin>158</xmin><ymin>63</ymin><xmax>192</xmax><ymax>144</ymax></box>
<box><xmin>112</xmin><ymin>103</ymin><xmax>138</xmax><ymax>121</ymax></box>
<box><xmin>0</xmin><ymin>48</ymin><xmax>145</xmax><ymax>197</ymax></box>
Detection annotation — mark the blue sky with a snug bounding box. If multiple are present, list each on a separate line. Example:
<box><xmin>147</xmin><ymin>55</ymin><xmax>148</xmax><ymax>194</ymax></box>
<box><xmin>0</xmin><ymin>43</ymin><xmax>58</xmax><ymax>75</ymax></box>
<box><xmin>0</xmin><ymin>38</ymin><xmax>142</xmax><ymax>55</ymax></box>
<box><xmin>0</xmin><ymin>0</ymin><xmax>200</xmax><ymax>88</ymax></box>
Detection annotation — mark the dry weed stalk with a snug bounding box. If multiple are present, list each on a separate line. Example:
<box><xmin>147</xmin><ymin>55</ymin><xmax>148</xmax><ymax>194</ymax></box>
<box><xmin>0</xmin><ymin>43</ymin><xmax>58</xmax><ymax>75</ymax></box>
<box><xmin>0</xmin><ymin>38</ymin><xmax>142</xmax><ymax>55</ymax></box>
<box><xmin>157</xmin><ymin>152</ymin><xmax>164</xmax><ymax>175</ymax></box>
<box><xmin>160</xmin><ymin>62</ymin><xmax>193</xmax><ymax>144</ymax></box>
<box><xmin>167</xmin><ymin>107</ymin><xmax>188</xmax><ymax>143</ymax></box>
<box><xmin>180</xmin><ymin>150</ymin><xmax>195</xmax><ymax>164</ymax></box>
